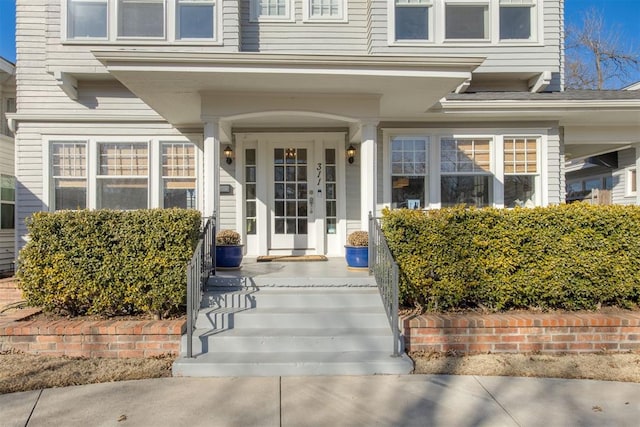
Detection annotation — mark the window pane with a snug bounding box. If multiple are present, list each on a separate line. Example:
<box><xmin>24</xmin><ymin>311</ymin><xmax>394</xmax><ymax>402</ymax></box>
<box><xmin>441</xmin><ymin>138</ymin><xmax>491</xmax><ymax>173</ymax></box>
<box><xmin>392</xmin><ymin>176</ymin><xmax>425</xmax><ymax>209</ymax></box>
<box><xmin>446</xmin><ymin>5</ymin><xmax>488</xmax><ymax>39</ymax></box>
<box><xmin>100</xmin><ymin>143</ymin><xmax>148</xmax><ymax>176</ymax></box>
<box><xmin>310</xmin><ymin>0</ymin><xmax>341</xmax><ymax>18</ymax></box>
<box><xmin>178</xmin><ymin>4</ymin><xmax>214</xmax><ymax>39</ymax></box>
<box><xmin>98</xmin><ymin>178</ymin><xmax>148</xmax><ymax>210</ymax></box>
<box><xmin>69</xmin><ymin>1</ymin><xmax>107</xmax><ymax>38</ymax></box>
<box><xmin>119</xmin><ymin>0</ymin><xmax>164</xmax><ymax>37</ymax></box>
<box><xmin>395</xmin><ymin>7</ymin><xmax>428</xmax><ymax>40</ymax></box>
<box><xmin>0</xmin><ymin>203</ymin><xmax>14</xmax><ymax>229</ymax></box>
<box><xmin>504</xmin><ymin>175</ymin><xmax>536</xmax><ymax>208</ymax></box>
<box><xmin>259</xmin><ymin>0</ymin><xmax>287</xmax><ymax>17</ymax></box>
<box><xmin>163</xmin><ymin>179</ymin><xmax>196</xmax><ymax>209</ymax></box>
<box><xmin>162</xmin><ymin>143</ymin><xmax>195</xmax><ymax>177</ymax></box>
<box><xmin>441</xmin><ymin>176</ymin><xmax>490</xmax><ymax>207</ymax></box>
<box><xmin>55</xmin><ymin>179</ymin><xmax>87</xmax><ymax>210</ymax></box>
<box><xmin>0</xmin><ymin>175</ymin><xmax>15</xmax><ymax>202</ymax></box>
<box><xmin>500</xmin><ymin>6</ymin><xmax>531</xmax><ymax>39</ymax></box>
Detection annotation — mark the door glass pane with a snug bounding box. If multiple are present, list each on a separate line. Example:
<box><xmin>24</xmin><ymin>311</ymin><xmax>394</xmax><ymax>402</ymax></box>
<box><xmin>325</xmin><ymin>149</ymin><xmax>337</xmax><ymax>234</ymax></box>
<box><xmin>273</xmin><ymin>147</ymin><xmax>308</xmax><ymax>235</ymax></box>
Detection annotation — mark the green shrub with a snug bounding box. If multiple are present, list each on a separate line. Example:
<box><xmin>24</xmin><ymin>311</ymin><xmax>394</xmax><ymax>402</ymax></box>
<box><xmin>381</xmin><ymin>204</ymin><xmax>640</xmax><ymax>313</ymax></box>
<box><xmin>17</xmin><ymin>209</ymin><xmax>202</xmax><ymax>318</ymax></box>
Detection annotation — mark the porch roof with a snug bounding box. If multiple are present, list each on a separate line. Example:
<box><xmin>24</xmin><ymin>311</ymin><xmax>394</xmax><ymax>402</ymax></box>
<box><xmin>91</xmin><ymin>51</ymin><xmax>484</xmax><ymax>128</ymax></box>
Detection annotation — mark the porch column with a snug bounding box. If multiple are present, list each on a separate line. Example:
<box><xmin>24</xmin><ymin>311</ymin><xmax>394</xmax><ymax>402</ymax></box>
<box><xmin>635</xmin><ymin>144</ymin><xmax>640</xmax><ymax>206</ymax></box>
<box><xmin>360</xmin><ymin>121</ymin><xmax>378</xmax><ymax>229</ymax></box>
<box><xmin>203</xmin><ymin>119</ymin><xmax>221</xmax><ymax>217</ymax></box>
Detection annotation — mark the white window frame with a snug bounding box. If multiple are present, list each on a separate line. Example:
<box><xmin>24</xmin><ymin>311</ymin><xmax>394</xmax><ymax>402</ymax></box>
<box><xmin>250</xmin><ymin>0</ymin><xmax>294</xmax><ymax>22</ymax></box>
<box><xmin>626</xmin><ymin>168</ymin><xmax>637</xmax><ymax>197</ymax></box>
<box><xmin>48</xmin><ymin>141</ymin><xmax>89</xmax><ymax>211</ymax></box>
<box><xmin>176</xmin><ymin>0</ymin><xmax>217</xmax><ymax>40</ymax></box>
<box><xmin>65</xmin><ymin>0</ymin><xmax>110</xmax><ymax>41</ymax></box>
<box><xmin>389</xmin><ymin>135</ymin><xmax>430</xmax><ymax>209</ymax></box>
<box><xmin>61</xmin><ymin>0</ymin><xmax>222</xmax><ymax>44</ymax></box>
<box><xmin>502</xmin><ymin>136</ymin><xmax>541</xmax><ymax>208</ymax></box>
<box><xmin>389</xmin><ymin>0</ymin><xmax>434</xmax><ymax>44</ymax></box>
<box><xmin>0</xmin><ymin>174</ymin><xmax>15</xmax><ymax>230</ymax></box>
<box><xmin>116</xmin><ymin>0</ymin><xmax>167</xmax><ymax>40</ymax></box>
<box><xmin>497</xmin><ymin>0</ymin><xmax>536</xmax><ymax>42</ymax></box>
<box><xmin>44</xmin><ymin>135</ymin><xmax>203</xmax><ymax>213</ymax></box>
<box><xmin>443</xmin><ymin>0</ymin><xmax>490</xmax><ymax>42</ymax></box>
<box><xmin>160</xmin><ymin>141</ymin><xmax>198</xmax><ymax>209</ymax></box>
<box><xmin>303</xmin><ymin>0</ymin><xmax>348</xmax><ymax>22</ymax></box>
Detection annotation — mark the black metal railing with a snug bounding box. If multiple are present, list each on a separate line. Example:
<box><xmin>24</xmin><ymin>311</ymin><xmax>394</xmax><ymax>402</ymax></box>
<box><xmin>186</xmin><ymin>213</ymin><xmax>216</xmax><ymax>358</ymax></box>
<box><xmin>369</xmin><ymin>212</ymin><xmax>401</xmax><ymax>357</ymax></box>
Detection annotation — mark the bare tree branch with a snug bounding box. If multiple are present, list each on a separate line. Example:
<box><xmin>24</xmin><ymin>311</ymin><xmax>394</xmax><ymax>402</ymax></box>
<box><xmin>565</xmin><ymin>7</ymin><xmax>640</xmax><ymax>90</ymax></box>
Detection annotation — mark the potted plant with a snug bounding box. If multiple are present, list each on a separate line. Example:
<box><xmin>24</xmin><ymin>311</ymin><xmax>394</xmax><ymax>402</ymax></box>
<box><xmin>215</xmin><ymin>230</ymin><xmax>243</xmax><ymax>269</ymax></box>
<box><xmin>345</xmin><ymin>231</ymin><xmax>369</xmax><ymax>269</ymax></box>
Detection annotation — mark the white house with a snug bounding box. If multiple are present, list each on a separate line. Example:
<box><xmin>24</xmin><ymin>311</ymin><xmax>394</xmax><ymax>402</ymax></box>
<box><xmin>0</xmin><ymin>58</ymin><xmax>15</xmax><ymax>275</ymax></box>
<box><xmin>6</xmin><ymin>0</ymin><xmax>640</xmax><ymax>258</ymax></box>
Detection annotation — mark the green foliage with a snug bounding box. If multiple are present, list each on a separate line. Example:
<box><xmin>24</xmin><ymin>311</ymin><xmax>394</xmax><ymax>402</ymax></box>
<box><xmin>17</xmin><ymin>209</ymin><xmax>202</xmax><ymax>318</ymax></box>
<box><xmin>381</xmin><ymin>204</ymin><xmax>640</xmax><ymax>313</ymax></box>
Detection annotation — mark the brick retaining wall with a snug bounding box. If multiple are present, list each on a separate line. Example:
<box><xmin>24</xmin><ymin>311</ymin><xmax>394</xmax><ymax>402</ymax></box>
<box><xmin>0</xmin><ymin>319</ymin><xmax>185</xmax><ymax>358</ymax></box>
<box><xmin>0</xmin><ymin>277</ymin><xmax>21</xmax><ymax>306</ymax></box>
<box><xmin>403</xmin><ymin>312</ymin><xmax>640</xmax><ymax>354</ymax></box>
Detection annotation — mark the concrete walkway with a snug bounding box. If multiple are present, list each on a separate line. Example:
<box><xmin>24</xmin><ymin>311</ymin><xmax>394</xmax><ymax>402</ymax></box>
<box><xmin>2</xmin><ymin>375</ymin><xmax>639</xmax><ymax>427</ymax></box>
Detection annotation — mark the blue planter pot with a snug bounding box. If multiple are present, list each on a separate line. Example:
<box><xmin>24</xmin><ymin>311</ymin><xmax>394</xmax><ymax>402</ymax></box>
<box><xmin>215</xmin><ymin>245</ymin><xmax>243</xmax><ymax>269</ymax></box>
<box><xmin>345</xmin><ymin>246</ymin><xmax>368</xmax><ymax>269</ymax></box>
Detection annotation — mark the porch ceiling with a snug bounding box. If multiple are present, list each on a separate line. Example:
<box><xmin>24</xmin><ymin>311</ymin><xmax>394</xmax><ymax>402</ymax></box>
<box><xmin>92</xmin><ymin>51</ymin><xmax>484</xmax><ymax>127</ymax></box>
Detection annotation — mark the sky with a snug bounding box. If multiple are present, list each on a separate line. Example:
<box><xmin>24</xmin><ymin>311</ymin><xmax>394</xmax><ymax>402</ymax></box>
<box><xmin>0</xmin><ymin>0</ymin><xmax>639</xmax><ymax>86</ymax></box>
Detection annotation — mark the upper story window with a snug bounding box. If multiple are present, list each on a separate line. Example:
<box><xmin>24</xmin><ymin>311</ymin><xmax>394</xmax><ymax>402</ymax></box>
<box><xmin>251</xmin><ymin>0</ymin><xmax>292</xmax><ymax>21</ymax></box>
<box><xmin>390</xmin><ymin>0</ymin><xmax>539</xmax><ymax>45</ymax></box>
<box><xmin>305</xmin><ymin>0</ymin><xmax>347</xmax><ymax>21</ymax></box>
<box><xmin>67</xmin><ymin>0</ymin><xmax>108</xmax><ymax>39</ymax></box>
<box><xmin>394</xmin><ymin>0</ymin><xmax>432</xmax><ymax>41</ymax></box>
<box><xmin>177</xmin><ymin>0</ymin><xmax>216</xmax><ymax>39</ymax></box>
<box><xmin>65</xmin><ymin>0</ymin><xmax>218</xmax><ymax>42</ymax></box>
<box><xmin>445</xmin><ymin>2</ymin><xmax>489</xmax><ymax>40</ymax></box>
<box><xmin>499</xmin><ymin>0</ymin><xmax>534</xmax><ymax>40</ymax></box>
<box><xmin>0</xmin><ymin>174</ymin><xmax>15</xmax><ymax>230</ymax></box>
<box><xmin>118</xmin><ymin>0</ymin><xmax>165</xmax><ymax>38</ymax></box>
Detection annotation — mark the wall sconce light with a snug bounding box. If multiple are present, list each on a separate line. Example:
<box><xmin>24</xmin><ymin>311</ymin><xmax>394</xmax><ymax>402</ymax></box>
<box><xmin>347</xmin><ymin>145</ymin><xmax>356</xmax><ymax>164</ymax></box>
<box><xmin>224</xmin><ymin>145</ymin><xmax>233</xmax><ymax>165</ymax></box>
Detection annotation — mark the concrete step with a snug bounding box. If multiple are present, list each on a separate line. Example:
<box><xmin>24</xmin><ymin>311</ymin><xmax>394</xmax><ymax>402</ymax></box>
<box><xmin>183</xmin><ymin>327</ymin><xmax>396</xmax><ymax>354</ymax></box>
<box><xmin>207</xmin><ymin>275</ymin><xmax>376</xmax><ymax>288</ymax></box>
<box><xmin>203</xmin><ymin>287</ymin><xmax>383</xmax><ymax>310</ymax></box>
<box><xmin>195</xmin><ymin>306</ymin><xmax>390</xmax><ymax>329</ymax></box>
<box><xmin>173</xmin><ymin>351</ymin><xmax>414</xmax><ymax>377</ymax></box>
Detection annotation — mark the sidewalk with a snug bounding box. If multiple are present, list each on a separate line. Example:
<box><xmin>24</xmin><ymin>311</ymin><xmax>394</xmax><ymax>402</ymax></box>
<box><xmin>2</xmin><ymin>375</ymin><xmax>639</xmax><ymax>427</ymax></box>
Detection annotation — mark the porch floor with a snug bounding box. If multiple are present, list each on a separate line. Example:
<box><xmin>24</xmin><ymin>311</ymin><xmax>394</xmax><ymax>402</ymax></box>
<box><xmin>209</xmin><ymin>257</ymin><xmax>375</xmax><ymax>287</ymax></box>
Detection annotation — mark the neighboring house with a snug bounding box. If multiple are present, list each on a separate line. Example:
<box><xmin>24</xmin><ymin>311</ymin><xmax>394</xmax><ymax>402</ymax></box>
<box><xmin>0</xmin><ymin>58</ymin><xmax>16</xmax><ymax>275</ymax></box>
<box><xmin>6</xmin><ymin>0</ymin><xmax>640</xmax><ymax>257</ymax></box>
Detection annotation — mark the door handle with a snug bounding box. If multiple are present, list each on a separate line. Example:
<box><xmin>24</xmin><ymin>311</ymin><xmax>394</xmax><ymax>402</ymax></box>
<box><xmin>309</xmin><ymin>196</ymin><xmax>314</xmax><ymax>214</ymax></box>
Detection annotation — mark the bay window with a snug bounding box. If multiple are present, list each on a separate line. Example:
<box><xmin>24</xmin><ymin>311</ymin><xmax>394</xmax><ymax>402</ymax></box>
<box><xmin>395</xmin><ymin>0</ymin><xmax>432</xmax><ymax>41</ymax></box>
<box><xmin>97</xmin><ymin>143</ymin><xmax>148</xmax><ymax>209</ymax></box>
<box><xmin>391</xmin><ymin>137</ymin><xmax>429</xmax><ymax>209</ymax></box>
<box><xmin>441</xmin><ymin>138</ymin><xmax>492</xmax><ymax>207</ymax></box>
<box><xmin>177</xmin><ymin>0</ymin><xmax>215</xmax><ymax>39</ymax></box>
<box><xmin>67</xmin><ymin>0</ymin><xmax>108</xmax><ymax>39</ymax></box>
<box><xmin>162</xmin><ymin>142</ymin><xmax>196</xmax><ymax>208</ymax></box>
<box><xmin>51</xmin><ymin>142</ymin><xmax>88</xmax><ymax>210</ymax></box>
<box><xmin>118</xmin><ymin>0</ymin><xmax>165</xmax><ymax>38</ymax></box>
<box><xmin>503</xmin><ymin>137</ymin><xmax>538</xmax><ymax>207</ymax></box>
<box><xmin>445</xmin><ymin>2</ymin><xmax>489</xmax><ymax>40</ymax></box>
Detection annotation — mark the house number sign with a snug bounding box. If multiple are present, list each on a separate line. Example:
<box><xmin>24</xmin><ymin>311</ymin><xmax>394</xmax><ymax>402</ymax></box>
<box><xmin>316</xmin><ymin>163</ymin><xmax>323</xmax><ymax>197</ymax></box>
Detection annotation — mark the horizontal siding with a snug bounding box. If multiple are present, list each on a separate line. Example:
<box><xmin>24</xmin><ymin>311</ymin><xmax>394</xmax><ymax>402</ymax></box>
<box><xmin>612</xmin><ymin>148</ymin><xmax>636</xmax><ymax>205</ymax></box>
<box><xmin>0</xmin><ymin>230</ymin><xmax>15</xmax><ymax>273</ymax></box>
<box><xmin>546</xmin><ymin>127</ymin><xmax>561</xmax><ymax>205</ymax></box>
<box><xmin>240</xmin><ymin>0</ymin><xmax>368</xmax><ymax>53</ymax></box>
<box><xmin>219</xmin><ymin>160</ymin><xmax>238</xmax><ymax>231</ymax></box>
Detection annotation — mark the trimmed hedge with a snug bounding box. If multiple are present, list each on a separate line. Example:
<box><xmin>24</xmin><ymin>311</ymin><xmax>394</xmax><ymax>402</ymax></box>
<box><xmin>382</xmin><ymin>204</ymin><xmax>640</xmax><ymax>312</ymax></box>
<box><xmin>17</xmin><ymin>209</ymin><xmax>201</xmax><ymax>318</ymax></box>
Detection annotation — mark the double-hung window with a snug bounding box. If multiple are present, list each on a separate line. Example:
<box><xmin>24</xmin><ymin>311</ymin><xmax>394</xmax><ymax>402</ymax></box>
<box><xmin>503</xmin><ymin>137</ymin><xmax>538</xmax><ymax>207</ymax></box>
<box><xmin>391</xmin><ymin>137</ymin><xmax>429</xmax><ymax>209</ymax></box>
<box><xmin>177</xmin><ymin>0</ymin><xmax>216</xmax><ymax>39</ymax></box>
<box><xmin>51</xmin><ymin>142</ymin><xmax>88</xmax><ymax>210</ymax></box>
<box><xmin>441</xmin><ymin>138</ymin><xmax>492</xmax><ymax>207</ymax></box>
<box><xmin>394</xmin><ymin>0</ymin><xmax>432</xmax><ymax>41</ymax></box>
<box><xmin>118</xmin><ymin>0</ymin><xmax>165</xmax><ymax>38</ymax></box>
<box><xmin>252</xmin><ymin>0</ymin><xmax>291</xmax><ymax>21</ymax></box>
<box><xmin>0</xmin><ymin>175</ymin><xmax>15</xmax><ymax>230</ymax></box>
<box><xmin>162</xmin><ymin>142</ymin><xmax>196</xmax><ymax>208</ymax></box>
<box><xmin>97</xmin><ymin>143</ymin><xmax>148</xmax><ymax>209</ymax></box>
<box><xmin>499</xmin><ymin>0</ymin><xmax>534</xmax><ymax>40</ymax></box>
<box><xmin>67</xmin><ymin>0</ymin><xmax>108</xmax><ymax>39</ymax></box>
<box><xmin>445</xmin><ymin>1</ymin><xmax>489</xmax><ymax>40</ymax></box>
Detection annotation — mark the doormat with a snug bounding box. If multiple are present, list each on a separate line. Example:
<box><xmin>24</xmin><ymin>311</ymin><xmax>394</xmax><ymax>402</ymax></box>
<box><xmin>256</xmin><ymin>255</ymin><xmax>328</xmax><ymax>262</ymax></box>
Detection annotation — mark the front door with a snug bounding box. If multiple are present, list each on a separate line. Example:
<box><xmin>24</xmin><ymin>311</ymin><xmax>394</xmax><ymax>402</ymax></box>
<box><xmin>269</xmin><ymin>142</ymin><xmax>316</xmax><ymax>253</ymax></box>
